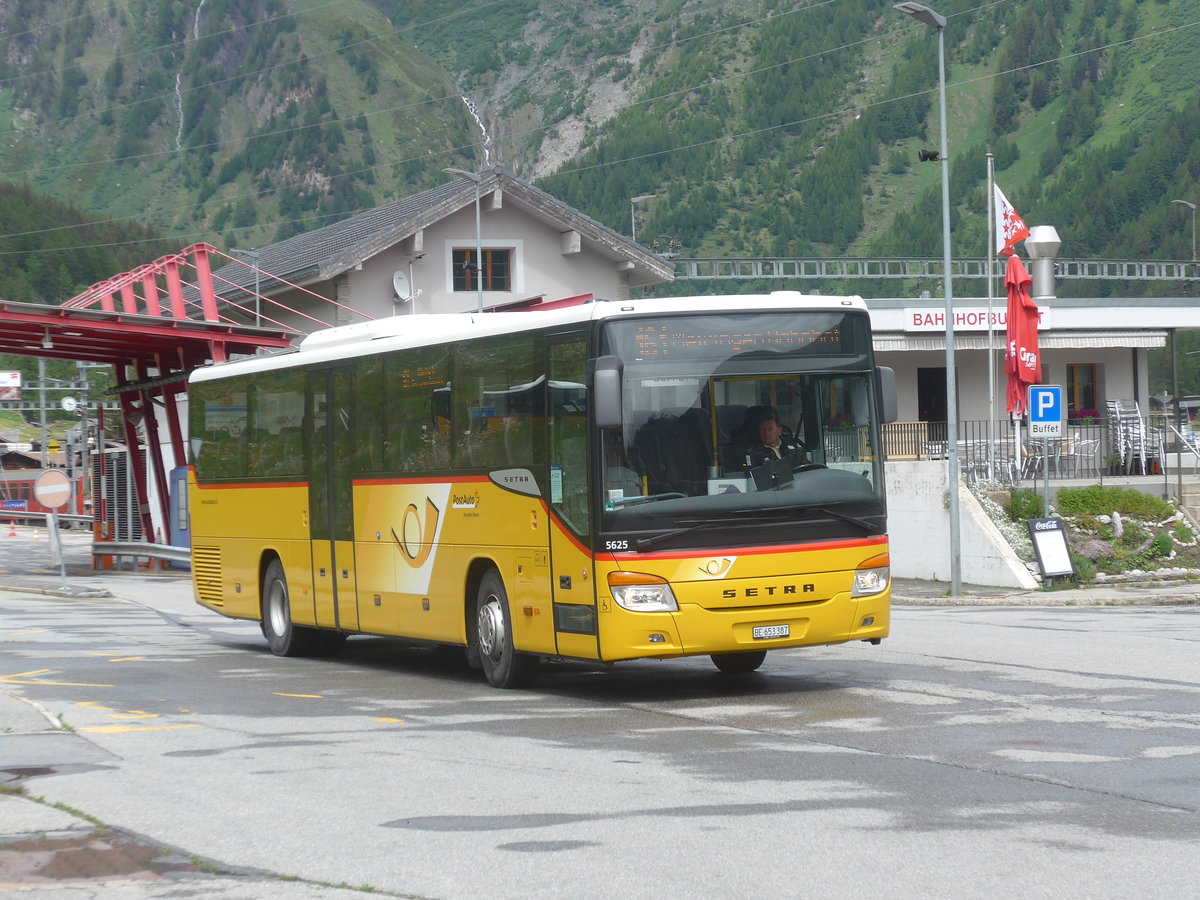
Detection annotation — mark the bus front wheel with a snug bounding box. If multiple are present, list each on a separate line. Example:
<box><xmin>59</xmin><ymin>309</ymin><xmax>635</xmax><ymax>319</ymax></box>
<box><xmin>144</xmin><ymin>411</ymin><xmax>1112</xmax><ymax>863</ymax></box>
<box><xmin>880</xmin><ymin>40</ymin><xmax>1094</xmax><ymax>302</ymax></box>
<box><xmin>261</xmin><ymin>559</ymin><xmax>318</xmax><ymax>657</ymax></box>
<box><xmin>710</xmin><ymin>650</ymin><xmax>767</xmax><ymax>674</ymax></box>
<box><xmin>475</xmin><ymin>570</ymin><xmax>539</xmax><ymax>688</ymax></box>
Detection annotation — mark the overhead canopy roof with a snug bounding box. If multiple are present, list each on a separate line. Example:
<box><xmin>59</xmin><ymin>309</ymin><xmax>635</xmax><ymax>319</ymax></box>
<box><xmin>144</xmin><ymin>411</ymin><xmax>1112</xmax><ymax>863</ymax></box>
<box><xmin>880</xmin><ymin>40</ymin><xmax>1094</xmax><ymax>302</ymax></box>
<box><xmin>0</xmin><ymin>298</ymin><xmax>294</xmax><ymax>371</ymax></box>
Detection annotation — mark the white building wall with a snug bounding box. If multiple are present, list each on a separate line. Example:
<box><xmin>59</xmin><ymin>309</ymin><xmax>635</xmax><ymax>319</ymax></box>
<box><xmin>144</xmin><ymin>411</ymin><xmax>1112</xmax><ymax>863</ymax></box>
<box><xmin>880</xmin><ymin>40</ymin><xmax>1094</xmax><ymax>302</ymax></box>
<box><xmin>877</xmin><ymin>343</ymin><xmax>1150</xmax><ymax>424</ymax></box>
<box><xmin>371</xmin><ymin>204</ymin><xmax>625</xmax><ymax>317</ymax></box>
<box><xmin>885</xmin><ymin>459</ymin><xmax>1039</xmax><ymax>589</ymax></box>
<box><xmin>244</xmin><ymin>203</ymin><xmax>632</xmax><ymax>333</ymax></box>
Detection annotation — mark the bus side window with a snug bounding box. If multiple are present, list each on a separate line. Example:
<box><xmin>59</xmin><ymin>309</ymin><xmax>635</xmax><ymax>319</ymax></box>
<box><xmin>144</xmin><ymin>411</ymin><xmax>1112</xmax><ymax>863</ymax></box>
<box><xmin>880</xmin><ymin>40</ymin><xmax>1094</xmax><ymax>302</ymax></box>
<box><xmin>387</xmin><ymin>349</ymin><xmax>450</xmax><ymax>472</ymax></box>
<box><xmin>549</xmin><ymin>337</ymin><xmax>589</xmax><ymax>535</ymax></box>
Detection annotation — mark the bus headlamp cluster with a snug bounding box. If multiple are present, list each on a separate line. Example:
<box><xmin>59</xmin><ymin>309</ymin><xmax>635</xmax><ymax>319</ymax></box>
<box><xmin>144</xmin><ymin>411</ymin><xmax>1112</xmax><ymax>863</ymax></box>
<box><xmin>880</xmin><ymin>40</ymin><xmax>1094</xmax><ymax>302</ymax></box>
<box><xmin>852</xmin><ymin>556</ymin><xmax>890</xmax><ymax>597</ymax></box>
<box><xmin>608</xmin><ymin>572</ymin><xmax>679</xmax><ymax>612</ymax></box>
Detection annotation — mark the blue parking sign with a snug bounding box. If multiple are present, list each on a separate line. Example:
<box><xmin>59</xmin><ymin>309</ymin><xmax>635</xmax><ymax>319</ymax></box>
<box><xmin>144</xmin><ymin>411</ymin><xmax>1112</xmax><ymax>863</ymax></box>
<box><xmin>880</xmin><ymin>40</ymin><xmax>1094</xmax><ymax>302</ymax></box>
<box><xmin>1027</xmin><ymin>385</ymin><xmax>1063</xmax><ymax>437</ymax></box>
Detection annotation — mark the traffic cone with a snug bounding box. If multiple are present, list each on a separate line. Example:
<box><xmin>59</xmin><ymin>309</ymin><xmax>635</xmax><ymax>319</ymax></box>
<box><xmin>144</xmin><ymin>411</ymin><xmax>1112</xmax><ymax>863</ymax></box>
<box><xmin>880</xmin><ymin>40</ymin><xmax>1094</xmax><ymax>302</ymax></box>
<box><xmin>5</xmin><ymin>520</ymin><xmax>15</xmax><ymax>538</ymax></box>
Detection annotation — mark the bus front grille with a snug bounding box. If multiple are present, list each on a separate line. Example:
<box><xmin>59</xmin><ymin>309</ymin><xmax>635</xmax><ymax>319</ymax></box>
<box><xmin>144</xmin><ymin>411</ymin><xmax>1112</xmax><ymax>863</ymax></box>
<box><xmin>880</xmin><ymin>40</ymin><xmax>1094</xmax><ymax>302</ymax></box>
<box><xmin>192</xmin><ymin>545</ymin><xmax>224</xmax><ymax>607</ymax></box>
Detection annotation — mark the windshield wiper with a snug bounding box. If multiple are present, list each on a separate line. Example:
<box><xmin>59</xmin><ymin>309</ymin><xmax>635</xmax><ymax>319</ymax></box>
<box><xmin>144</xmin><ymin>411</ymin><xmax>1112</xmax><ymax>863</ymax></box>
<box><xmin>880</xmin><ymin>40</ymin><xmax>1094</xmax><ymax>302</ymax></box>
<box><xmin>634</xmin><ymin>520</ymin><xmax>722</xmax><ymax>551</ymax></box>
<box><xmin>811</xmin><ymin>505</ymin><xmax>881</xmax><ymax>534</ymax></box>
<box><xmin>729</xmin><ymin>503</ymin><xmax>881</xmax><ymax>534</ymax></box>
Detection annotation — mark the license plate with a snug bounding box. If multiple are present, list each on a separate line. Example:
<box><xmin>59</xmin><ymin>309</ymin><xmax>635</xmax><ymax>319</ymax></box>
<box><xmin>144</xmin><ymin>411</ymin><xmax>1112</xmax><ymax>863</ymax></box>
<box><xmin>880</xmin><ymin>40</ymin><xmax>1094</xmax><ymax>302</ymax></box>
<box><xmin>752</xmin><ymin>624</ymin><xmax>790</xmax><ymax>640</ymax></box>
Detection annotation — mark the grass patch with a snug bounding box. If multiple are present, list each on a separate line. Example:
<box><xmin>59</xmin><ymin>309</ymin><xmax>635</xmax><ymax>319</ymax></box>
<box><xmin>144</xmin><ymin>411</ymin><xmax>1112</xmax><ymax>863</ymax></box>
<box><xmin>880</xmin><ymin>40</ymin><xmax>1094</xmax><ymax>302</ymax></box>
<box><xmin>1055</xmin><ymin>485</ymin><xmax>1174</xmax><ymax>520</ymax></box>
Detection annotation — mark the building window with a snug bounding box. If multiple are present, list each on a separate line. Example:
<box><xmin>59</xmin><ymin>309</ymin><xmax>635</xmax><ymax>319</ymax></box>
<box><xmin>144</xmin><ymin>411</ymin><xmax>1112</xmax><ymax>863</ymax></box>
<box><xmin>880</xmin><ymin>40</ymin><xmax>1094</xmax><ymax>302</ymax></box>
<box><xmin>452</xmin><ymin>248</ymin><xmax>511</xmax><ymax>292</ymax></box>
<box><xmin>1067</xmin><ymin>363</ymin><xmax>1097</xmax><ymax>417</ymax></box>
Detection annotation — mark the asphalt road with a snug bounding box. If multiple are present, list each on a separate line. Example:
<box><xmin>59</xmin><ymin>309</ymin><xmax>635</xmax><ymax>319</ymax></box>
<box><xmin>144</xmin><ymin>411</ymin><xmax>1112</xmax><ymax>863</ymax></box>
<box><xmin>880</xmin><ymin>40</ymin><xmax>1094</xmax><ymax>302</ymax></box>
<box><xmin>2</xmin><ymin>529</ymin><xmax>1199</xmax><ymax>898</ymax></box>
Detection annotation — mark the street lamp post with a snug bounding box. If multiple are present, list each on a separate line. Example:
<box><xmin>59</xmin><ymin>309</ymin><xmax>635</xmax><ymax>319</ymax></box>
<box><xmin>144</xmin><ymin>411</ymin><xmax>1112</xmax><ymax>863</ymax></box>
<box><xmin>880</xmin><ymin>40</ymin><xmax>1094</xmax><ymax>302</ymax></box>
<box><xmin>1171</xmin><ymin>200</ymin><xmax>1197</xmax><ymax>263</ymax></box>
<box><xmin>895</xmin><ymin>1</ymin><xmax>960</xmax><ymax>596</ymax></box>
<box><xmin>630</xmin><ymin>194</ymin><xmax>656</xmax><ymax>242</ymax></box>
<box><xmin>443</xmin><ymin>168</ymin><xmax>484</xmax><ymax>313</ymax></box>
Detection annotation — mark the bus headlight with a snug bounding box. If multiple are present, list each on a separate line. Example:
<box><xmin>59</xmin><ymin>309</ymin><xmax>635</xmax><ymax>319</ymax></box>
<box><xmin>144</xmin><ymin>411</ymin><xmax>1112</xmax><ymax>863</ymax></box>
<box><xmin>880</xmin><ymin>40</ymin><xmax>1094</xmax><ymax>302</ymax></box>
<box><xmin>852</xmin><ymin>554</ymin><xmax>890</xmax><ymax>597</ymax></box>
<box><xmin>608</xmin><ymin>572</ymin><xmax>679</xmax><ymax>612</ymax></box>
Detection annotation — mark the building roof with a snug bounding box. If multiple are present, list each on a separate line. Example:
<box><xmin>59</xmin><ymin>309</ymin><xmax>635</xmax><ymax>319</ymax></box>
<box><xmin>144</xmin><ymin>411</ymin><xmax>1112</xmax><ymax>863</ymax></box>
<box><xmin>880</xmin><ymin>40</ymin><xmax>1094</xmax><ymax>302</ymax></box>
<box><xmin>210</xmin><ymin>166</ymin><xmax>674</xmax><ymax>298</ymax></box>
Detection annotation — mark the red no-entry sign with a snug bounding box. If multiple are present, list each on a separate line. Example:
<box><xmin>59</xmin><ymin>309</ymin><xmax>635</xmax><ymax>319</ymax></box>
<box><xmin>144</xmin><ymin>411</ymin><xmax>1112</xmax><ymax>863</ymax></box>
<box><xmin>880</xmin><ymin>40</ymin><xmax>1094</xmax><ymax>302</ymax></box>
<box><xmin>34</xmin><ymin>469</ymin><xmax>72</xmax><ymax>510</ymax></box>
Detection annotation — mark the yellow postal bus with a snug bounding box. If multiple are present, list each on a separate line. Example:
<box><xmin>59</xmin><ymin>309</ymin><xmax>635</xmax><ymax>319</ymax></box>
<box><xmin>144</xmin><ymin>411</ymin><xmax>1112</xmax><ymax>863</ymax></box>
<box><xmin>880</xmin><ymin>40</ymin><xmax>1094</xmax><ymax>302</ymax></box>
<box><xmin>188</xmin><ymin>293</ymin><xmax>896</xmax><ymax>687</ymax></box>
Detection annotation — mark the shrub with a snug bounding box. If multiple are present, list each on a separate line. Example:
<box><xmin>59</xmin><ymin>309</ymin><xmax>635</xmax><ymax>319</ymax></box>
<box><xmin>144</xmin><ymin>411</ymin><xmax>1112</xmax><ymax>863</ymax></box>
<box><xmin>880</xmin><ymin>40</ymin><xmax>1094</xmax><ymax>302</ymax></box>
<box><xmin>1115</xmin><ymin>521</ymin><xmax>1149</xmax><ymax>549</ymax></box>
<box><xmin>1055</xmin><ymin>485</ymin><xmax>1174</xmax><ymax>520</ymax></box>
<box><xmin>1174</xmin><ymin>522</ymin><xmax>1194</xmax><ymax>542</ymax></box>
<box><xmin>1071</xmin><ymin>554</ymin><xmax>1097</xmax><ymax>581</ymax></box>
<box><xmin>1148</xmin><ymin>532</ymin><xmax>1174</xmax><ymax>558</ymax></box>
<box><xmin>1009</xmin><ymin>488</ymin><xmax>1044</xmax><ymax>521</ymax></box>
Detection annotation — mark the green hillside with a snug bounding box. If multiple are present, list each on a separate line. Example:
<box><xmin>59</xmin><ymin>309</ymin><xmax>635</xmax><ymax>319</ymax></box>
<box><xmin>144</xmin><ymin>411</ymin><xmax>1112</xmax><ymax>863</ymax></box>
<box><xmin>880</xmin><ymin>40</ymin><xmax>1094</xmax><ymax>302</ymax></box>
<box><xmin>391</xmin><ymin>0</ymin><xmax>1197</xmax><ymax>296</ymax></box>
<box><xmin>0</xmin><ymin>0</ymin><xmax>1195</xmax><ymax>282</ymax></box>
<box><xmin>0</xmin><ymin>0</ymin><xmax>479</xmax><ymax>250</ymax></box>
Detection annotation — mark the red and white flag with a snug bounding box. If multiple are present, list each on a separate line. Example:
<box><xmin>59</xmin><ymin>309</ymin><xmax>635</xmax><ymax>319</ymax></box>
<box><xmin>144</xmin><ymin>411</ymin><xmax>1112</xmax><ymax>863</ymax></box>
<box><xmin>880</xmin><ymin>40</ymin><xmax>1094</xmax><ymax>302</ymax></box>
<box><xmin>1005</xmin><ymin>254</ymin><xmax>1041</xmax><ymax>416</ymax></box>
<box><xmin>994</xmin><ymin>184</ymin><xmax>1031</xmax><ymax>257</ymax></box>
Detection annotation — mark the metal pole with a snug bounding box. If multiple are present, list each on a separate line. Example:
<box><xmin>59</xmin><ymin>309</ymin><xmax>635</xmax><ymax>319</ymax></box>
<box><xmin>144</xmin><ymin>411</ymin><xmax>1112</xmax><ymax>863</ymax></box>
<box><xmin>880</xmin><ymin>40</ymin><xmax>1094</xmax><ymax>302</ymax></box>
<box><xmin>443</xmin><ymin>168</ymin><xmax>485</xmax><ymax>313</ymax></box>
<box><xmin>986</xmin><ymin>151</ymin><xmax>995</xmax><ymax>483</ymax></box>
<box><xmin>1173</xmin><ymin>330</ymin><xmax>1181</xmax><ymax>503</ymax></box>
<box><xmin>895</xmin><ymin>3</ymin><xmax>957</xmax><ymax>594</ymax></box>
<box><xmin>38</xmin><ymin>358</ymin><xmax>47</xmax><ymax>468</ymax></box>
<box><xmin>472</xmin><ymin>179</ymin><xmax>483</xmax><ymax>313</ymax></box>
<box><xmin>630</xmin><ymin>195</ymin><xmax>656</xmax><ymax>243</ymax></box>
<box><xmin>1172</xmin><ymin>200</ymin><xmax>1197</xmax><ymax>263</ymax></box>
<box><xmin>935</xmin><ymin>24</ymin><xmax>961</xmax><ymax>596</ymax></box>
<box><xmin>79</xmin><ymin>362</ymin><xmax>90</xmax><ymax>517</ymax></box>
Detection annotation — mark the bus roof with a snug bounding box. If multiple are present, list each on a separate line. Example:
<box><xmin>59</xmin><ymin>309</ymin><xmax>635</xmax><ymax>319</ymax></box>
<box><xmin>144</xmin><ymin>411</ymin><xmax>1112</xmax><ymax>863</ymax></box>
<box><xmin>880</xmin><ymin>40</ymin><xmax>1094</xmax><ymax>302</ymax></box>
<box><xmin>188</xmin><ymin>292</ymin><xmax>867</xmax><ymax>384</ymax></box>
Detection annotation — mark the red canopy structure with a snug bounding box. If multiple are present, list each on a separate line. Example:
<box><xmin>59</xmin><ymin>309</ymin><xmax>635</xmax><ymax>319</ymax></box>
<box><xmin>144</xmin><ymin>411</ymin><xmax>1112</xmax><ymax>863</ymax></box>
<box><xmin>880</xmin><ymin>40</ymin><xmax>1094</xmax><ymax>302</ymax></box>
<box><xmin>1004</xmin><ymin>254</ymin><xmax>1041</xmax><ymax>416</ymax></box>
<box><xmin>0</xmin><ymin>244</ymin><xmax>301</xmax><ymax>546</ymax></box>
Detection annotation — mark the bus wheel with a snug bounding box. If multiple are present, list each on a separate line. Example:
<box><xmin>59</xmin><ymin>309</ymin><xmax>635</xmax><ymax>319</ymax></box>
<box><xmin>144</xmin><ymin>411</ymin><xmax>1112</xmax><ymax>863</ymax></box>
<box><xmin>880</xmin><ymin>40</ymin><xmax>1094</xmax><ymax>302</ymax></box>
<box><xmin>475</xmin><ymin>570</ymin><xmax>539</xmax><ymax>688</ymax></box>
<box><xmin>710</xmin><ymin>650</ymin><xmax>767</xmax><ymax>674</ymax></box>
<box><xmin>261</xmin><ymin>559</ymin><xmax>317</xmax><ymax>657</ymax></box>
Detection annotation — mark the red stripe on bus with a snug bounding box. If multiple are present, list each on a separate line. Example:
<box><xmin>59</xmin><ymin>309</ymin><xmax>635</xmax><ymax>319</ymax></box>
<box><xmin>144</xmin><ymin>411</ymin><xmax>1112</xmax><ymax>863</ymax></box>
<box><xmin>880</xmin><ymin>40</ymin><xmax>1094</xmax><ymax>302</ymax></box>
<box><xmin>353</xmin><ymin>475</ymin><xmax>491</xmax><ymax>487</ymax></box>
<box><xmin>192</xmin><ymin>480</ymin><xmax>307</xmax><ymax>491</ymax></box>
<box><xmin>609</xmin><ymin>534</ymin><xmax>888</xmax><ymax>561</ymax></box>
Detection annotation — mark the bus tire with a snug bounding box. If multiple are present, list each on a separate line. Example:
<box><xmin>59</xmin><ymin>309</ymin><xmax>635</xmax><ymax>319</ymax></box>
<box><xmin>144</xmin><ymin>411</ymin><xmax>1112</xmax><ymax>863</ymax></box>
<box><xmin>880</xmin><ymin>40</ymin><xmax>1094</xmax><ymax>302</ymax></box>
<box><xmin>710</xmin><ymin>650</ymin><xmax>767</xmax><ymax>674</ymax></box>
<box><xmin>261</xmin><ymin>558</ymin><xmax>318</xmax><ymax>657</ymax></box>
<box><xmin>474</xmin><ymin>569</ymin><xmax>539</xmax><ymax>688</ymax></box>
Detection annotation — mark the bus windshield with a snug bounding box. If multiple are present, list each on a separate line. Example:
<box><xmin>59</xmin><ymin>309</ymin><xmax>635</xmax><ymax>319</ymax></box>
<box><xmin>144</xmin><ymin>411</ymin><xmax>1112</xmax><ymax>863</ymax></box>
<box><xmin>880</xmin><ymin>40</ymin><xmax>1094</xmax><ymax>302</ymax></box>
<box><xmin>597</xmin><ymin>311</ymin><xmax>885</xmax><ymax>542</ymax></box>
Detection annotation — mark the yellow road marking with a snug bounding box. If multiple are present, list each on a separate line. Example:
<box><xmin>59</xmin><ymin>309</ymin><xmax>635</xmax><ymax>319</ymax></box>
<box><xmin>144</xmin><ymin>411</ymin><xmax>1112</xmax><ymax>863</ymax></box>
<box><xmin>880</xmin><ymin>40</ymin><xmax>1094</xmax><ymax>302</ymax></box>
<box><xmin>6</xmin><ymin>629</ymin><xmax>47</xmax><ymax>636</ymax></box>
<box><xmin>373</xmin><ymin>717</ymin><xmax>404</xmax><ymax>723</ymax></box>
<box><xmin>2</xmin><ymin>669</ymin><xmax>113</xmax><ymax>687</ymax></box>
<box><xmin>274</xmin><ymin>692</ymin><xmax>324</xmax><ymax>699</ymax></box>
<box><xmin>78</xmin><ymin>701</ymin><xmax>169</xmax><ymax>722</ymax></box>
<box><xmin>80</xmin><ymin>724</ymin><xmax>203</xmax><ymax>734</ymax></box>
<box><xmin>107</xmin><ymin>657</ymin><xmax>146</xmax><ymax>662</ymax></box>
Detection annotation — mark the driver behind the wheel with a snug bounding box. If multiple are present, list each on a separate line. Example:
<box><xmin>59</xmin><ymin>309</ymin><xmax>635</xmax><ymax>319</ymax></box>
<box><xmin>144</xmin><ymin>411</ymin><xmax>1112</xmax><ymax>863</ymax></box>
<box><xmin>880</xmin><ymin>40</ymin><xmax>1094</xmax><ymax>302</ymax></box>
<box><xmin>747</xmin><ymin>408</ymin><xmax>807</xmax><ymax>468</ymax></box>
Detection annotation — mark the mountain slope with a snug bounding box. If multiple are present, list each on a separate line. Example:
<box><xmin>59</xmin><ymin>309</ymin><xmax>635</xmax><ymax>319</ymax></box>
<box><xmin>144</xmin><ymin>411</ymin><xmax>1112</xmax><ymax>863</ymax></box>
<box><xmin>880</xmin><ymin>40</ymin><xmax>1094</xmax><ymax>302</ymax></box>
<box><xmin>390</xmin><ymin>0</ymin><xmax>1199</xmax><ymax>293</ymax></box>
<box><xmin>0</xmin><ymin>0</ymin><xmax>1196</xmax><ymax>292</ymax></box>
<box><xmin>0</xmin><ymin>0</ymin><xmax>478</xmax><ymax>249</ymax></box>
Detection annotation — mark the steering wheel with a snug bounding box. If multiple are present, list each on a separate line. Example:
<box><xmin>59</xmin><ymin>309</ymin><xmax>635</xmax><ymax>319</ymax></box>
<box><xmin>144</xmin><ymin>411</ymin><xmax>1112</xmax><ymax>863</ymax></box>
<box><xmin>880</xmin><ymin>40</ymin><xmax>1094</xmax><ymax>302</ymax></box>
<box><xmin>792</xmin><ymin>463</ymin><xmax>827</xmax><ymax>473</ymax></box>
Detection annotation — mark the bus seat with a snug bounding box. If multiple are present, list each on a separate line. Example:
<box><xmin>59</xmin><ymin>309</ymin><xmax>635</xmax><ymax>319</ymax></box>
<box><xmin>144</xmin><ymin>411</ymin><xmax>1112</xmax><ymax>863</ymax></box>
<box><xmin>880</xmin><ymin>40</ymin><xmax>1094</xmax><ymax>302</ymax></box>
<box><xmin>660</xmin><ymin>408</ymin><xmax>712</xmax><ymax>495</ymax></box>
<box><xmin>716</xmin><ymin>404</ymin><xmax>747</xmax><ymax>443</ymax></box>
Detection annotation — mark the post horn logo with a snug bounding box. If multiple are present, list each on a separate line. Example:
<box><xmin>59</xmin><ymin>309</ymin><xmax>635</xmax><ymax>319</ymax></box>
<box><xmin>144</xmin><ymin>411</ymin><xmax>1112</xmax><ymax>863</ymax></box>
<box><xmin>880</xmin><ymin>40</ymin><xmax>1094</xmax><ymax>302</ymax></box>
<box><xmin>391</xmin><ymin>497</ymin><xmax>440</xmax><ymax>568</ymax></box>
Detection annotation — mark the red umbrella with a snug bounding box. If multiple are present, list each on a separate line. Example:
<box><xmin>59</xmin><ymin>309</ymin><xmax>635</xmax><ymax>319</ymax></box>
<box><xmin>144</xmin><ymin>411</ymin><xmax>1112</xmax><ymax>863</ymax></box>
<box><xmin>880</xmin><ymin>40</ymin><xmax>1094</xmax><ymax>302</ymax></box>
<box><xmin>1005</xmin><ymin>254</ymin><xmax>1041</xmax><ymax>416</ymax></box>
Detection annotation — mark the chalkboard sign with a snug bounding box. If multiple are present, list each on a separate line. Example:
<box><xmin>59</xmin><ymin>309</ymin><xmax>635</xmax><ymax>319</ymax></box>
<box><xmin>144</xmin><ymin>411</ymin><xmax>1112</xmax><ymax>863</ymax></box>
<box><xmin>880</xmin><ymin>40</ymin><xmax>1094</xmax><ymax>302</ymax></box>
<box><xmin>1027</xmin><ymin>517</ymin><xmax>1075</xmax><ymax>578</ymax></box>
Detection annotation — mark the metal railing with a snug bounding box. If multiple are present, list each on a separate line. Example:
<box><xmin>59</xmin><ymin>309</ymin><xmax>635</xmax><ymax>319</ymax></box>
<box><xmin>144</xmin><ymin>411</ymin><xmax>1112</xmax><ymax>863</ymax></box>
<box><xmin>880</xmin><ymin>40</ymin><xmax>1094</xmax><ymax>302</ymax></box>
<box><xmin>672</xmin><ymin>257</ymin><xmax>1200</xmax><ymax>283</ymax></box>
<box><xmin>92</xmin><ymin>540</ymin><xmax>191</xmax><ymax>570</ymax></box>
<box><xmin>884</xmin><ymin>419</ymin><xmax>1134</xmax><ymax>484</ymax></box>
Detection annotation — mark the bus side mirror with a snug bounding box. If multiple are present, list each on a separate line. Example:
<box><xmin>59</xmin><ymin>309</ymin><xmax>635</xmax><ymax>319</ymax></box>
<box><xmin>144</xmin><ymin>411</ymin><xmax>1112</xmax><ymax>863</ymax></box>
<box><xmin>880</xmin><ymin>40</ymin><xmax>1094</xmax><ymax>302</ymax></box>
<box><xmin>875</xmin><ymin>366</ymin><xmax>898</xmax><ymax>424</ymax></box>
<box><xmin>591</xmin><ymin>355</ymin><xmax>623</xmax><ymax>429</ymax></box>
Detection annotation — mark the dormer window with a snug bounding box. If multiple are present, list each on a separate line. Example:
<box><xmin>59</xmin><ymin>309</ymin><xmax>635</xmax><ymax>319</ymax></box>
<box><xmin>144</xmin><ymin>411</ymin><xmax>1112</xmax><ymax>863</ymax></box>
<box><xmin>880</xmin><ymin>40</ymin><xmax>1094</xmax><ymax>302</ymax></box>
<box><xmin>452</xmin><ymin>248</ymin><xmax>512</xmax><ymax>292</ymax></box>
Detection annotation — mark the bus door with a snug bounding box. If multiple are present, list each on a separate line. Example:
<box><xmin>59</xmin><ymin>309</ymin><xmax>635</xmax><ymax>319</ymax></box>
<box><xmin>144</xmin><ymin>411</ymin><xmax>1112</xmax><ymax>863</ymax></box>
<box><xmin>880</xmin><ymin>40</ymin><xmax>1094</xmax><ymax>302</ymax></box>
<box><xmin>546</xmin><ymin>337</ymin><xmax>599</xmax><ymax>659</ymax></box>
<box><xmin>306</xmin><ymin>368</ymin><xmax>359</xmax><ymax>632</ymax></box>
